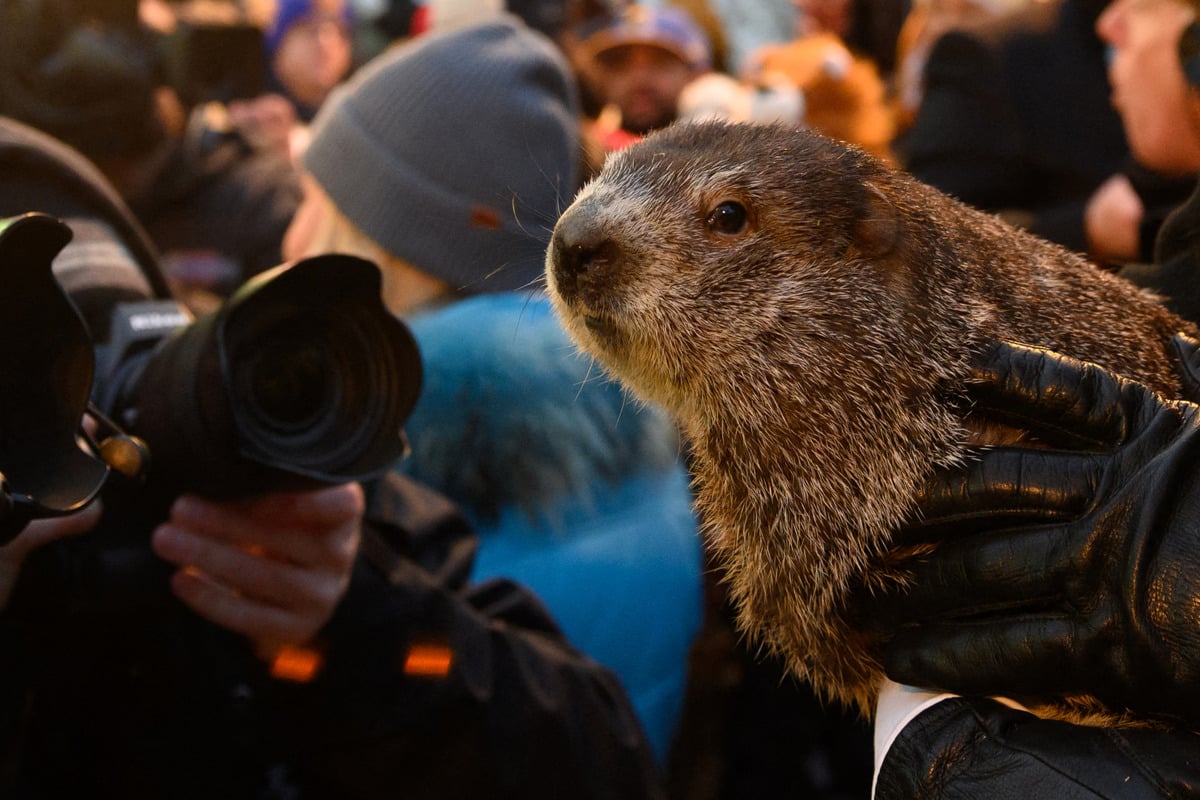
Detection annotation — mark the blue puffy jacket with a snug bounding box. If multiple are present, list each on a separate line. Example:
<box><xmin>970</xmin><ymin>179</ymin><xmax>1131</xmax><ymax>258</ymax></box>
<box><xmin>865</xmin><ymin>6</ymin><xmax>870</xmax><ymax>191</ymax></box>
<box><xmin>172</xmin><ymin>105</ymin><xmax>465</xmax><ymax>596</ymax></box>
<box><xmin>400</xmin><ymin>292</ymin><xmax>704</xmax><ymax>763</ymax></box>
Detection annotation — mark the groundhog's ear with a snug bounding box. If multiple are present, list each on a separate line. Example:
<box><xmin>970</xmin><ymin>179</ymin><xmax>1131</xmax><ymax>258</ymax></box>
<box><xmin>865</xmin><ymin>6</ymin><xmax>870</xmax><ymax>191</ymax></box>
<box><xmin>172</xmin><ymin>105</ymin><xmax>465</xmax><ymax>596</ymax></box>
<box><xmin>851</xmin><ymin>183</ymin><xmax>901</xmax><ymax>259</ymax></box>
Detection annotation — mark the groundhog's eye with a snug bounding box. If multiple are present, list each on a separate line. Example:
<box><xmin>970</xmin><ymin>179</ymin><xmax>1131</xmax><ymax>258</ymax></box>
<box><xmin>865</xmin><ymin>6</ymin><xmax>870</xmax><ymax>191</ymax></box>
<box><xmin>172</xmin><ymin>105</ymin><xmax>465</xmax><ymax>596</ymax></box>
<box><xmin>706</xmin><ymin>201</ymin><xmax>748</xmax><ymax>235</ymax></box>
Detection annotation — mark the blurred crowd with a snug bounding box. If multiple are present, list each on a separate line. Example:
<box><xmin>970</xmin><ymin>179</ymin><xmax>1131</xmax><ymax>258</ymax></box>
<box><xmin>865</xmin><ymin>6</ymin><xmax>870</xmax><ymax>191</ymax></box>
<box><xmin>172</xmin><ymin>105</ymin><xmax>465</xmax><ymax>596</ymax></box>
<box><xmin>5</xmin><ymin>0</ymin><xmax>1185</xmax><ymax>307</ymax></box>
<box><xmin>1</xmin><ymin>0</ymin><xmax>1200</xmax><ymax>798</ymax></box>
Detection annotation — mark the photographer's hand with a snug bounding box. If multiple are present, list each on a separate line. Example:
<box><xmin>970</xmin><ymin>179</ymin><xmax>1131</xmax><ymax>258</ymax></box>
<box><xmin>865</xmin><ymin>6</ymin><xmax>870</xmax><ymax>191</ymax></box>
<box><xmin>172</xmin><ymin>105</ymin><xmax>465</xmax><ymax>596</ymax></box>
<box><xmin>0</xmin><ymin>416</ymin><xmax>104</xmax><ymax>611</ymax></box>
<box><xmin>0</xmin><ymin>504</ymin><xmax>102</xmax><ymax>611</ymax></box>
<box><xmin>151</xmin><ymin>483</ymin><xmax>364</xmax><ymax>660</ymax></box>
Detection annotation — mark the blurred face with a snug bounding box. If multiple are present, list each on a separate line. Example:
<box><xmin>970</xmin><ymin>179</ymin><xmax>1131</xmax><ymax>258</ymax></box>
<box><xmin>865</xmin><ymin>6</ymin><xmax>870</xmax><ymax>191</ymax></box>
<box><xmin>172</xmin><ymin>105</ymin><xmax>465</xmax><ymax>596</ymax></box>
<box><xmin>592</xmin><ymin>44</ymin><xmax>697</xmax><ymax>135</ymax></box>
<box><xmin>1097</xmin><ymin>0</ymin><xmax>1200</xmax><ymax>174</ymax></box>
<box><xmin>794</xmin><ymin>0</ymin><xmax>853</xmax><ymax>37</ymax></box>
<box><xmin>272</xmin><ymin>10</ymin><xmax>353</xmax><ymax>109</ymax></box>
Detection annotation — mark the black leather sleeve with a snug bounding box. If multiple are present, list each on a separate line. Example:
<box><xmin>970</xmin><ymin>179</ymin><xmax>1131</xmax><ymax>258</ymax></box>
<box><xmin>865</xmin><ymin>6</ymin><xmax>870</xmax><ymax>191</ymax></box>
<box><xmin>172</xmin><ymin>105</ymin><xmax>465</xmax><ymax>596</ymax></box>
<box><xmin>877</xmin><ymin>697</ymin><xmax>1200</xmax><ymax>800</ymax></box>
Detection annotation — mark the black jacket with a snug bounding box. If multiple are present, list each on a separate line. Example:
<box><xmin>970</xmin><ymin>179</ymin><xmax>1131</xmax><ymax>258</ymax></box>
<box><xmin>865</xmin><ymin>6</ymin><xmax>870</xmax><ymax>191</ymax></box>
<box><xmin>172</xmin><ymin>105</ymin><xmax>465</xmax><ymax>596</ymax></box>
<box><xmin>0</xmin><ymin>473</ymin><xmax>665</xmax><ymax>800</ymax></box>
<box><xmin>1121</xmin><ymin>177</ymin><xmax>1200</xmax><ymax>327</ymax></box>
<box><xmin>877</xmin><ymin>697</ymin><xmax>1200</xmax><ymax>799</ymax></box>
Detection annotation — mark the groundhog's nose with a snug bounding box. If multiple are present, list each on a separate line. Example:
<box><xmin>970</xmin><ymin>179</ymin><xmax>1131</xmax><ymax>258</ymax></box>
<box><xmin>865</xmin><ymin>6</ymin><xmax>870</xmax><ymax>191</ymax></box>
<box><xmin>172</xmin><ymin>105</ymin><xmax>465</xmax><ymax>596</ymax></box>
<box><xmin>549</xmin><ymin>202</ymin><xmax>621</xmax><ymax>299</ymax></box>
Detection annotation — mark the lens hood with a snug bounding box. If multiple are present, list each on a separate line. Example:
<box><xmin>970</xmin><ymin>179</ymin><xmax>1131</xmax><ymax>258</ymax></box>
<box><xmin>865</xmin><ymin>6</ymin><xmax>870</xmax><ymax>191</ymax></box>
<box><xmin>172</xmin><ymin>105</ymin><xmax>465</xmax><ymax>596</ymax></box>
<box><xmin>0</xmin><ymin>213</ymin><xmax>108</xmax><ymax>538</ymax></box>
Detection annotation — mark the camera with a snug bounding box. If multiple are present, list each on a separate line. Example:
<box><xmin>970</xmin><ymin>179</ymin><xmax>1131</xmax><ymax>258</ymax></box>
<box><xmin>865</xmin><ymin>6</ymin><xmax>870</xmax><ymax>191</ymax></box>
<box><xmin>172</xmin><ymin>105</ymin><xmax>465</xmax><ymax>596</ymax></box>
<box><xmin>0</xmin><ymin>213</ymin><xmax>422</xmax><ymax>543</ymax></box>
<box><xmin>0</xmin><ymin>214</ymin><xmax>108</xmax><ymax>541</ymax></box>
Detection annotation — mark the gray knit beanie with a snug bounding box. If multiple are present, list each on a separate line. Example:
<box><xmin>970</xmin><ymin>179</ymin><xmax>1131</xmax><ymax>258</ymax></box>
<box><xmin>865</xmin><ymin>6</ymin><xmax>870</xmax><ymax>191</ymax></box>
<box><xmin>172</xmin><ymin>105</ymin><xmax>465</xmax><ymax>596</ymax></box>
<box><xmin>302</xmin><ymin>14</ymin><xmax>581</xmax><ymax>294</ymax></box>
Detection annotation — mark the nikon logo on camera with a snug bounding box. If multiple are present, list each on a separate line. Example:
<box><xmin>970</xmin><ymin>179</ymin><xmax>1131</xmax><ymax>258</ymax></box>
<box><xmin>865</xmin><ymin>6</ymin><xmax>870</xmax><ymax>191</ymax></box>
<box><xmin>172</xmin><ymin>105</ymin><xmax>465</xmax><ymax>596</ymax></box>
<box><xmin>128</xmin><ymin>309</ymin><xmax>191</xmax><ymax>333</ymax></box>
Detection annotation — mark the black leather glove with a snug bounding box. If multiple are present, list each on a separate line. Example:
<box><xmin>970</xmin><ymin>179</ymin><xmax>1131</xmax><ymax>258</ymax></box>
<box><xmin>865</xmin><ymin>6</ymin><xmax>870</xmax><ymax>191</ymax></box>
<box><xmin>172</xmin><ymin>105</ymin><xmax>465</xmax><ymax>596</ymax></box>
<box><xmin>871</xmin><ymin>339</ymin><xmax>1200</xmax><ymax>723</ymax></box>
<box><xmin>876</xmin><ymin>695</ymin><xmax>1200</xmax><ymax>799</ymax></box>
<box><xmin>1171</xmin><ymin>331</ymin><xmax>1200</xmax><ymax>403</ymax></box>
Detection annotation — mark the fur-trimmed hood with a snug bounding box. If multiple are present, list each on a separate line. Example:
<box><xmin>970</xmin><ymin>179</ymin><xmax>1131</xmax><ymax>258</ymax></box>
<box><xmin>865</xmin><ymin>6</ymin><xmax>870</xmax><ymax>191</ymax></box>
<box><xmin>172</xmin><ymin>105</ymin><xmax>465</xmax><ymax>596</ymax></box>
<box><xmin>399</xmin><ymin>291</ymin><xmax>684</xmax><ymax>529</ymax></box>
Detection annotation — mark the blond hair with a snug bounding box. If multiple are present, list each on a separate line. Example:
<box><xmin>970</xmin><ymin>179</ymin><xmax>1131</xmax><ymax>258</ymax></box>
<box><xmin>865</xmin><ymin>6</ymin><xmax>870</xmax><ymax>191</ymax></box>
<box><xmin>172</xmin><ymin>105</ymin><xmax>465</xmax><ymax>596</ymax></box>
<box><xmin>297</xmin><ymin>184</ymin><xmax>459</xmax><ymax>316</ymax></box>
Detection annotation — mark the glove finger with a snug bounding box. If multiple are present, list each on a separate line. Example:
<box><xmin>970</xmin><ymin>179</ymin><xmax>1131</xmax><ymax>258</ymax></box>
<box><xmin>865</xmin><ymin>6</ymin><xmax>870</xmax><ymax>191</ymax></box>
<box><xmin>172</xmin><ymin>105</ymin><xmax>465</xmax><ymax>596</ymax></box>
<box><xmin>881</xmin><ymin>614</ymin><xmax>1083</xmax><ymax>697</ymax></box>
<box><xmin>875</xmin><ymin>523</ymin><xmax>1073</xmax><ymax>624</ymax></box>
<box><xmin>967</xmin><ymin>340</ymin><xmax>1126</xmax><ymax>451</ymax></box>
<box><xmin>899</xmin><ymin>447</ymin><xmax>1103</xmax><ymax>545</ymax></box>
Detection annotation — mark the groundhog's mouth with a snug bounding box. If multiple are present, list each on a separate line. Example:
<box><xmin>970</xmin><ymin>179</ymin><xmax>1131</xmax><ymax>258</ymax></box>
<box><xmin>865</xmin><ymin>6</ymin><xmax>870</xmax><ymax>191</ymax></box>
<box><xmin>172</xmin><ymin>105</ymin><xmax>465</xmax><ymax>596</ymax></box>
<box><xmin>583</xmin><ymin>313</ymin><xmax>615</xmax><ymax>342</ymax></box>
<box><xmin>577</xmin><ymin>308</ymin><xmax>631</xmax><ymax>355</ymax></box>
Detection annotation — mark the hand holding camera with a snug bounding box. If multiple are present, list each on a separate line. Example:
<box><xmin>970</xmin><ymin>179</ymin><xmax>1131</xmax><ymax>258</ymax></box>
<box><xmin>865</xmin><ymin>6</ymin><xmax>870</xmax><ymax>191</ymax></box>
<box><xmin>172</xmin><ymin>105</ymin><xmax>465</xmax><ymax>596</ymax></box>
<box><xmin>0</xmin><ymin>503</ymin><xmax>102</xmax><ymax>610</ymax></box>
<box><xmin>0</xmin><ymin>213</ymin><xmax>420</xmax><ymax>658</ymax></box>
<box><xmin>152</xmin><ymin>483</ymin><xmax>364</xmax><ymax>660</ymax></box>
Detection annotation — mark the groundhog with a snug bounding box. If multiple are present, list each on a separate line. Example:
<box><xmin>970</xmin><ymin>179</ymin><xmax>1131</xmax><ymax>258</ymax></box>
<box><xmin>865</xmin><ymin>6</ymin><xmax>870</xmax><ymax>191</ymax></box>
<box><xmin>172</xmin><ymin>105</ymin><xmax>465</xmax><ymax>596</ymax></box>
<box><xmin>543</xmin><ymin>121</ymin><xmax>1200</xmax><ymax>724</ymax></box>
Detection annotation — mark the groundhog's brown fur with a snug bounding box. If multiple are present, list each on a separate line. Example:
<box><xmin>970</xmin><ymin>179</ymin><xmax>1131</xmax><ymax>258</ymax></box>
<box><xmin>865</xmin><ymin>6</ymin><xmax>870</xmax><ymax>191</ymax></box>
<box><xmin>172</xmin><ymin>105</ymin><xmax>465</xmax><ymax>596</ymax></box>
<box><xmin>544</xmin><ymin>121</ymin><xmax>1200</xmax><ymax>723</ymax></box>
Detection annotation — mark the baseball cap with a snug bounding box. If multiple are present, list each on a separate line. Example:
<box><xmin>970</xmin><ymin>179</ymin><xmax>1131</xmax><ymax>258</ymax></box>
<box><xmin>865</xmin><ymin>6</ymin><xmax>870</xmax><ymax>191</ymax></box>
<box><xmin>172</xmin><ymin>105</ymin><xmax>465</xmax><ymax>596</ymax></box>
<box><xmin>579</xmin><ymin>5</ymin><xmax>711</xmax><ymax>71</ymax></box>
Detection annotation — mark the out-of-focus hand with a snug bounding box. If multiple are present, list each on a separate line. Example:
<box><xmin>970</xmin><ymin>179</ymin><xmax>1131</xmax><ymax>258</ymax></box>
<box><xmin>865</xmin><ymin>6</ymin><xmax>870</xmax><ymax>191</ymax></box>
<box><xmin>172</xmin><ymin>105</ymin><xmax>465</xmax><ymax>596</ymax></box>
<box><xmin>1</xmin><ymin>415</ymin><xmax>104</xmax><ymax>611</ymax></box>
<box><xmin>1084</xmin><ymin>172</ymin><xmax>1144</xmax><ymax>264</ymax></box>
<box><xmin>0</xmin><ymin>503</ymin><xmax>102</xmax><ymax>611</ymax></box>
<box><xmin>151</xmin><ymin>483</ymin><xmax>364</xmax><ymax>660</ymax></box>
<box><xmin>226</xmin><ymin>93</ymin><xmax>300</xmax><ymax>159</ymax></box>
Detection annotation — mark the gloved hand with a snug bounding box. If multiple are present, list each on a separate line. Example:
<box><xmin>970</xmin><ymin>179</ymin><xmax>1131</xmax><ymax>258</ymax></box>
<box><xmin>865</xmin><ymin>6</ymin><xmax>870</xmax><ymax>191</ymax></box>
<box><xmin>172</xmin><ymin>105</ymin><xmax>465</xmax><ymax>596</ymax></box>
<box><xmin>870</xmin><ymin>339</ymin><xmax>1200</xmax><ymax>723</ymax></box>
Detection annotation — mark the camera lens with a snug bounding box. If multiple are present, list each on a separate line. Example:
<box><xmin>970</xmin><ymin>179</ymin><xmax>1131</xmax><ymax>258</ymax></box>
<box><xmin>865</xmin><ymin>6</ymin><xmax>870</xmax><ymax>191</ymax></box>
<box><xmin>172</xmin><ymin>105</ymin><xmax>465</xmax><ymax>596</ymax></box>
<box><xmin>226</xmin><ymin>306</ymin><xmax>389</xmax><ymax>470</ymax></box>
<box><xmin>242</xmin><ymin>328</ymin><xmax>332</xmax><ymax>433</ymax></box>
<box><xmin>120</xmin><ymin>254</ymin><xmax>419</xmax><ymax>497</ymax></box>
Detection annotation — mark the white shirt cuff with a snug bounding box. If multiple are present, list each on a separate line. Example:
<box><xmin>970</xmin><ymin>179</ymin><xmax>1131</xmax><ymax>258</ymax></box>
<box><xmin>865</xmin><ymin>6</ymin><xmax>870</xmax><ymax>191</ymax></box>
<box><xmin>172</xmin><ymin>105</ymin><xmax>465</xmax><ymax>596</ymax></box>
<box><xmin>870</xmin><ymin>679</ymin><xmax>1033</xmax><ymax>799</ymax></box>
<box><xmin>871</xmin><ymin>679</ymin><xmax>957</xmax><ymax>800</ymax></box>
